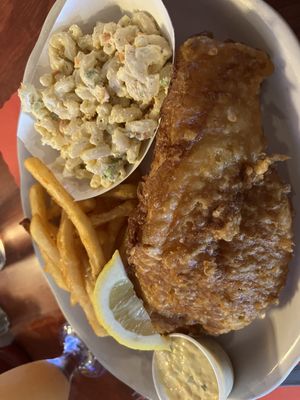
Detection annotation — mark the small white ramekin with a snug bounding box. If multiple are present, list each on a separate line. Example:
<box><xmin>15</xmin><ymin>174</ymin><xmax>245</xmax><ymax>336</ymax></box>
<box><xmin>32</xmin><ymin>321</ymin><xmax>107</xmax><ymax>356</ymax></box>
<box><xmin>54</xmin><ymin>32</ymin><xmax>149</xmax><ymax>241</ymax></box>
<box><xmin>152</xmin><ymin>333</ymin><xmax>234</xmax><ymax>400</ymax></box>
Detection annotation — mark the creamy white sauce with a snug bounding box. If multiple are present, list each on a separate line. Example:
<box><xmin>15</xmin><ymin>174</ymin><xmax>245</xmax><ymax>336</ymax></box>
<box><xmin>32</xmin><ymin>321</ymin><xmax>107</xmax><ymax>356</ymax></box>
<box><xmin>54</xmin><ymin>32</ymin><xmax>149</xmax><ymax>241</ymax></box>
<box><xmin>155</xmin><ymin>337</ymin><xmax>219</xmax><ymax>400</ymax></box>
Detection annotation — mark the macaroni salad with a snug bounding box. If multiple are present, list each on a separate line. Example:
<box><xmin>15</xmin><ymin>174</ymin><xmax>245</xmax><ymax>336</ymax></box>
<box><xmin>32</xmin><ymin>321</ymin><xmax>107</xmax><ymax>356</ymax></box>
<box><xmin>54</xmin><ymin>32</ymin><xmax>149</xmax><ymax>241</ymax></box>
<box><xmin>19</xmin><ymin>11</ymin><xmax>172</xmax><ymax>188</ymax></box>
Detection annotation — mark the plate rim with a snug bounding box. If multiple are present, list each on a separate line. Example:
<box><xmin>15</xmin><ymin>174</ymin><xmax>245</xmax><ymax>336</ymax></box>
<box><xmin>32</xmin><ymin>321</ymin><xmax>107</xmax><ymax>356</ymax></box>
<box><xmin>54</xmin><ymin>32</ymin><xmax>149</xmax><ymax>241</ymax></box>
<box><xmin>17</xmin><ymin>0</ymin><xmax>300</xmax><ymax>399</ymax></box>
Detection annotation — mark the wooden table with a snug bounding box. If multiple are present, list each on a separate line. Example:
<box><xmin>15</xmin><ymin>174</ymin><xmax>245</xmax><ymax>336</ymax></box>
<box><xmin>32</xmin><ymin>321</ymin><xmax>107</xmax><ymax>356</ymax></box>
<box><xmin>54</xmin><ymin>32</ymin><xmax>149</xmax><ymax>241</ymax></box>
<box><xmin>0</xmin><ymin>1</ymin><xmax>300</xmax><ymax>399</ymax></box>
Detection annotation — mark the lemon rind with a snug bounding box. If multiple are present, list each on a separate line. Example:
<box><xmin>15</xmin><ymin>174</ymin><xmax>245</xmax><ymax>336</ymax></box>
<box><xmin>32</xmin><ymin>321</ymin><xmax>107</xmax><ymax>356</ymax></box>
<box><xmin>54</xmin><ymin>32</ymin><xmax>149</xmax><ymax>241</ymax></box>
<box><xmin>93</xmin><ymin>250</ymin><xmax>168</xmax><ymax>351</ymax></box>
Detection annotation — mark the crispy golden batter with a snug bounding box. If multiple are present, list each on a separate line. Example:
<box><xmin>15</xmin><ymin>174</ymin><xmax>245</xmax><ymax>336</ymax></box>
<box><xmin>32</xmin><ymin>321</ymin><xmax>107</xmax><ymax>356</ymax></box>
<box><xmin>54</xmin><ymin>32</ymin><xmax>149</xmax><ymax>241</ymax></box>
<box><xmin>127</xmin><ymin>36</ymin><xmax>293</xmax><ymax>335</ymax></box>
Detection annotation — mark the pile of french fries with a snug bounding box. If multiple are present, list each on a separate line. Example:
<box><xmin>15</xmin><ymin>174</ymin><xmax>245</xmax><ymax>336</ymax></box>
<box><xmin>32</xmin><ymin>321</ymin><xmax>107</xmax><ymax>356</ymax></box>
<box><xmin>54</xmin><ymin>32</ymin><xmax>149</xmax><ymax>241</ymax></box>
<box><xmin>24</xmin><ymin>157</ymin><xmax>138</xmax><ymax>336</ymax></box>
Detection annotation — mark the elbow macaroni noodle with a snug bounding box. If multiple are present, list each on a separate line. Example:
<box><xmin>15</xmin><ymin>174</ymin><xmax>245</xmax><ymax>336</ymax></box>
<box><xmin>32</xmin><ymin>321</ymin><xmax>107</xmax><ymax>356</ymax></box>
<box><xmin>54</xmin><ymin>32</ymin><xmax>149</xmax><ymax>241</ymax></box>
<box><xmin>19</xmin><ymin>11</ymin><xmax>172</xmax><ymax>189</ymax></box>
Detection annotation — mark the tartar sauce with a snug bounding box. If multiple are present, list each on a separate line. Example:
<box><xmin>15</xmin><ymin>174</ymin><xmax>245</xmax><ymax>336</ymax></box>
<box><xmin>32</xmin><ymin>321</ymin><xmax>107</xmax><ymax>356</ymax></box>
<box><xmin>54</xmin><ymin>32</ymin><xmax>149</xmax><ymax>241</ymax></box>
<box><xmin>155</xmin><ymin>337</ymin><xmax>219</xmax><ymax>400</ymax></box>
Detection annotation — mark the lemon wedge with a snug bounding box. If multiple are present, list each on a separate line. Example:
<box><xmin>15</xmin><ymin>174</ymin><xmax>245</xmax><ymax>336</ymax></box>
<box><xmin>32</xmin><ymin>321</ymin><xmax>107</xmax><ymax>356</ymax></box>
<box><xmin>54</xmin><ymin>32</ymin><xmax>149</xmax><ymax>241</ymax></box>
<box><xmin>93</xmin><ymin>250</ymin><xmax>168</xmax><ymax>350</ymax></box>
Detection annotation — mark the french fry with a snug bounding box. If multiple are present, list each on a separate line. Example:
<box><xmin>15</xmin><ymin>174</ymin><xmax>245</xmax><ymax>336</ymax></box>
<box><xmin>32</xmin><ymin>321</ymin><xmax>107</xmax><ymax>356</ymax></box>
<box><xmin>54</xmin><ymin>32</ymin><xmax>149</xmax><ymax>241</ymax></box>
<box><xmin>30</xmin><ymin>214</ymin><xmax>60</xmax><ymax>264</ymax></box>
<box><xmin>78</xmin><ymin>246</ymin><xmax>108</xmax><ymax>336</ymax></box>
<box><xmin>29</xmin><ymin>183</ymin><xmax>48</xmax><ymax>220</ymax></box>
<box><xmin>42</xmin><ymin>252</ymin><xmax>68</xmax><ymax>291</ymax></box>
<box><xmin>78</xmin><ymin>198</ymin><xmax>97</xmax><ymax>213</ymax></box>
<box><xmin>95</xmin><ymin>227</ymin><xmax>111</xmax><ymax>262</ymax></box>
<box><xmin>29</xmin><ymin>183</ymin><xmax>58</xmax><ymax>240</ymax></box>
<box><xmin>79</xmin><ymin>247</ymin><xmax>96</xmax><ymax>300</ymax></box>
<box><xmin>106</xmin><ymin>217</ymin><xmax>126</xmax><ymax>259</ymax></box>
<box><xmin>30</xmin><ymin>214</ymin><xmax>67</xmax><ymax>290</ymax></box>
<box><xmin>82</xmin><ymin>295</ymin><xmax>107</xmax><ymax>336</ymax></box>
<box><xmin>102</xmin><ymin>184</ymin><xmax>138</xmax><ymax>200</ymax></box>
<box><xmin>85</xmin><ymin>271</ymin><xmax>95</xmax><ymax>305</ymax></box>
<box><xmin>48</xmin><ymin>200</ymin><xmax>61</xmax><ymax>220</ymax></box>
<box><xmin>57</xmin><ymin>211</ymin><xmax>86</xmax><ymax>292</ymax></box>
<box><xmin>49</xmin><ymin>199</ymin><xmax>90</xmax><ymax>221</ymax></box>
<box><xmin>25</xmin><ymin>157</ymin><xmax>105</xmax><ymax>278</ymax></box>
<box><xmin>90</xmin><ymin>200</ymin><xmax>136</xmax><ymax>227</ymax></box>
<box><xmin>96</xmin><ymin>228</ymin><xmax>109</xmax><ymax>247</ymax></box>
<box><xmin>57</xmin><ymin>212</ymin><xmax>107</xmax><ymax>337</ymax></box>
<box><xmin>94</xmin><ymin>196</ymin><xmax>120</xmax><ymax>215</ymax></box>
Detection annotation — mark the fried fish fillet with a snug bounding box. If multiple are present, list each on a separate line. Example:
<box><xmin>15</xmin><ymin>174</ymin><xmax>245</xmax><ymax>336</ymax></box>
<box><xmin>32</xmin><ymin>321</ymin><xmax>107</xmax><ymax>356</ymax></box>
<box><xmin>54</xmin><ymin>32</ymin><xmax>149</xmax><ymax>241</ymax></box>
<box><xmin>127</xmin><ymin>35</ymin><xmax>293</xmax><ymax>335</ymax></box>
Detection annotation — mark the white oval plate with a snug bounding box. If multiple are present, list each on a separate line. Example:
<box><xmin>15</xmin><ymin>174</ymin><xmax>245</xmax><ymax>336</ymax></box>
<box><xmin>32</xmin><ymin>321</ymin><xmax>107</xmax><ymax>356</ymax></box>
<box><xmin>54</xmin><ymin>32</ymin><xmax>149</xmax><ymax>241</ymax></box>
<box><xmin>18</xmin><ymin>0</ymin><xmax>300</xmax><ymax>399</ymax></box>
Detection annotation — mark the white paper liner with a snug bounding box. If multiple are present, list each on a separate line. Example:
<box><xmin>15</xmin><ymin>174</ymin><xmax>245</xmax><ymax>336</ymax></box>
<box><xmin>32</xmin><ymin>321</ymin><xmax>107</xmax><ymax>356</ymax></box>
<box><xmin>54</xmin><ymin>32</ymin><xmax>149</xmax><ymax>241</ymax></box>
<box><xmin>17</xmin><ymin>0</ymin><xmax>175</xmax><ymax>200</ymax></box>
